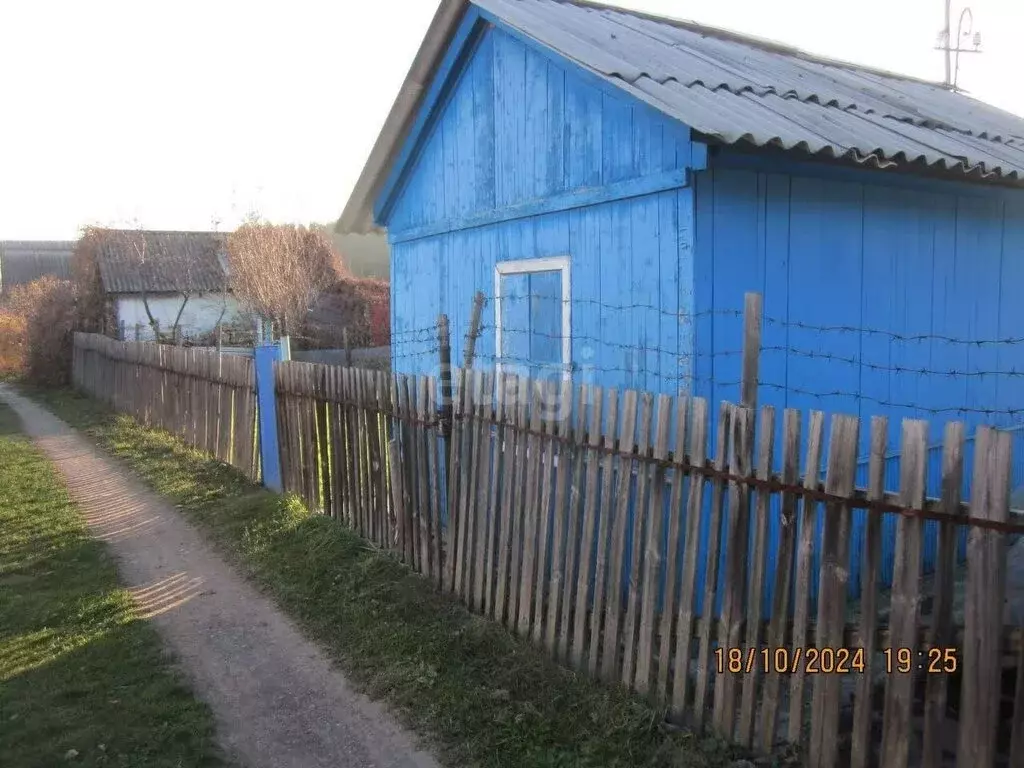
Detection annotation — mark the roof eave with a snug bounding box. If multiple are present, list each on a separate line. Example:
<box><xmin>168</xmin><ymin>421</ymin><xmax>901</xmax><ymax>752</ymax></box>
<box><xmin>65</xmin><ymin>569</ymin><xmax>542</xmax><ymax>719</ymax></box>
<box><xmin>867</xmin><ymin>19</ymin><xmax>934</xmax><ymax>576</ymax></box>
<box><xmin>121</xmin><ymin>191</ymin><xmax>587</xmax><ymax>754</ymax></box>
<box><xmin>337</xmin><ymin>0</ymin><xmax>470</xmax><ymax>235</ymax></box>
<box><xmin>706</xmin><ymin>136</ymin><xmax>1024</xmax><ymax>190</ymax></box>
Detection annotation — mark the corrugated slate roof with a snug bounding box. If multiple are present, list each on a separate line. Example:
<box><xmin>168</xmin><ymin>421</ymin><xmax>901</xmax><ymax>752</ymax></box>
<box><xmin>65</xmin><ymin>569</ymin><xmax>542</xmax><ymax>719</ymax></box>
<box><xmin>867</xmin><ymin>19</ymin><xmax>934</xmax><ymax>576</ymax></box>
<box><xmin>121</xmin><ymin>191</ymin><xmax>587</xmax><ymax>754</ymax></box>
<box><xmin>338</xmin><ymin>0</ymin><xmax>1024</xmax><ymax>234</ymax></box>
<box><xmin>97</xmin><ymin>230</ymin><xmax>229</xmax><ymax>294</ymax></box>
<box><xmin>0</xmin><ymin>241</ymin><xmax>74</xmax><ymax>292</ymax></box>
<box><xmin>478</xmin><ymin>0</ymin><xmax>1024</xmax><ymax>180</ymax></box>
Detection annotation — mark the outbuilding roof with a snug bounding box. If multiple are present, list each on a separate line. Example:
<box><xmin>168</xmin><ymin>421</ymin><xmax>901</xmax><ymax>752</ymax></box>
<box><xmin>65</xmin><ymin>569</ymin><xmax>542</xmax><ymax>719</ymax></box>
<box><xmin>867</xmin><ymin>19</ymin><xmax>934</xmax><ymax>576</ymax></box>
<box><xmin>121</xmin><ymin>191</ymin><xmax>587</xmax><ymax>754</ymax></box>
<box><xmin>0</xmin><ymin>241</ymin><xmax>74</xmax><ymax>292</ymax></box>
<box><xmin>339</xmin><ymin>0</ymin><xmax>1024</xmax><ymax>234</ymax></box>
<box><xmin>97</xmin><ymin>230</ymin><xmax>229</xmax><ymax>295</ymax></box>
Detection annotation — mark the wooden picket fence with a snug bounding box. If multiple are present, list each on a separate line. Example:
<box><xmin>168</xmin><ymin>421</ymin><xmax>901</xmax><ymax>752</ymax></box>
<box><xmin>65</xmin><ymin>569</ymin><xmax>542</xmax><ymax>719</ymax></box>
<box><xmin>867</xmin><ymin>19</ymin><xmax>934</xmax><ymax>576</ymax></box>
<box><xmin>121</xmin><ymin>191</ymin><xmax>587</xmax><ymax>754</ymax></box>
<box><xmin>71</xmin><ymin>332</ymin><xmax>1024</xmax><ymax>768</ymax></box>
<box><xmin>272</xmin><ymin>362</ymin><xmax>1023</xmax><ymax>768</ymax></box>
<box><xmin>72</xmin><ymin>332</ymin><xmax>259</xmax><ymax>481</ymax></box>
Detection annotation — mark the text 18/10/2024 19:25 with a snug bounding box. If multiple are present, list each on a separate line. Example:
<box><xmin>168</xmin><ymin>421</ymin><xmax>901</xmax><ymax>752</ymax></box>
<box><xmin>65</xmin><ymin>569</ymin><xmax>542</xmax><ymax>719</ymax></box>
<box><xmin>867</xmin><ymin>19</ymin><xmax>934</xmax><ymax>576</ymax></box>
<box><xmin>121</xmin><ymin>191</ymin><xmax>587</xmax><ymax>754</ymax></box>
<box><xmin>714</xmin><ymin>647</ymin><xmax>959</xmax><ymax>675</ymax></box>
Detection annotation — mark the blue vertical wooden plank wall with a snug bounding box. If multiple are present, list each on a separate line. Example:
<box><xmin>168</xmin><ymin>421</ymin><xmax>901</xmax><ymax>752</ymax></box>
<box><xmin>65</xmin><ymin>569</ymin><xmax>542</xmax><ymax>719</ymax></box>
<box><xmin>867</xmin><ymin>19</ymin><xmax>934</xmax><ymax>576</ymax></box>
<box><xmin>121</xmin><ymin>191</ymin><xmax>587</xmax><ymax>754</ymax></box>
<box><xmin>1001</xmin><ymin>198</ymin><xmax>1024</xmax><ymax>420</ymax></box>
<box><xmin>695</xmin><ymin>159</ymin><xmax>1024</xmax><ymax>606</ymax></box>
<box><xmin>696</xmin><ymin>159</ymin><xmax>1024</xmax><ymax>447</ymax></box>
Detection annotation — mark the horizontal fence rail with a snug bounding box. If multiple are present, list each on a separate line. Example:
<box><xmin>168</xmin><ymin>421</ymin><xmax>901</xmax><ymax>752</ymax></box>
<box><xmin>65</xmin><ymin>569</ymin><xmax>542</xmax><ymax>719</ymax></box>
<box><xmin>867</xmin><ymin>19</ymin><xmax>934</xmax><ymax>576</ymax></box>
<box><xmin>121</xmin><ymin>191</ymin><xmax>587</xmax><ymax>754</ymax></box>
<box><xmin>71</xmin><ymin>328</ymin><xmax>1024</xmax><ymax>768</ymax></box>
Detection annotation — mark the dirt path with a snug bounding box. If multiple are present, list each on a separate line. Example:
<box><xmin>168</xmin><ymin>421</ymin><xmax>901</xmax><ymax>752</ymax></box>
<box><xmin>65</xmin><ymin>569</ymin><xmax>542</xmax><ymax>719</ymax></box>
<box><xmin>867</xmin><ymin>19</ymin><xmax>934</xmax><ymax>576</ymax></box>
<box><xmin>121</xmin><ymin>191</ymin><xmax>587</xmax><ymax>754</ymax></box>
<box><xmin>0</xmin><ymin>386</ymin><xmax>439</xmax><ymax>768</ymax></box>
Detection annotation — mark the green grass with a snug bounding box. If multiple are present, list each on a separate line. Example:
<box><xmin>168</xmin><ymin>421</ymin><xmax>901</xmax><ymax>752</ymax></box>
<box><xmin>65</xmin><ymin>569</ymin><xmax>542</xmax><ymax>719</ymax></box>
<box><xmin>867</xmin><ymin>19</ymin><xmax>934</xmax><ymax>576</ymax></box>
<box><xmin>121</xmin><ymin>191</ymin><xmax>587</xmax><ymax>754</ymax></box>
<box><xmin>22</xmin><ymin>387</ymin><xmax>751</xmax><ymax>768</ymax></box>
<box><xmin>0</xmin><ymin>402</ymin><xmax>224</xmax><ymax>768</ymax></box>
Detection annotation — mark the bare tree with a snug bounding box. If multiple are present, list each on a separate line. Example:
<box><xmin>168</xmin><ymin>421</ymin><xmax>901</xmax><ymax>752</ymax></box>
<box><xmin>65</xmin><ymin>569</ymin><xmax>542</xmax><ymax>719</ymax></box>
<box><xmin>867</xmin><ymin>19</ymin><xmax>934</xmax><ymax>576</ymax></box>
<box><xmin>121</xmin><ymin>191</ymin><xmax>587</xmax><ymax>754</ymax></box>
<box><xmin>117</xmin><ymin>229</ymin><xmax>162</xmax><ymax>335</ymax></box>
<box><xmin>225</xmin><ymin>219</ymin><xmax>343</xmax><ymax>338</ymax></box>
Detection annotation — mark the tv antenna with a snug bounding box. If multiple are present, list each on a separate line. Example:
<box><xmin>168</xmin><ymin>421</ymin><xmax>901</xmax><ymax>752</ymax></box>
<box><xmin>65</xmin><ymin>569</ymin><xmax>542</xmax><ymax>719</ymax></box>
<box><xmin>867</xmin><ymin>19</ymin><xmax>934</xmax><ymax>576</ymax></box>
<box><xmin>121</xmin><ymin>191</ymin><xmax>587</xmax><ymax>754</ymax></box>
<box><xmin>935</xmin><ymin>1</ymin><xmax>982</xmax><ymax>90</ymax></box>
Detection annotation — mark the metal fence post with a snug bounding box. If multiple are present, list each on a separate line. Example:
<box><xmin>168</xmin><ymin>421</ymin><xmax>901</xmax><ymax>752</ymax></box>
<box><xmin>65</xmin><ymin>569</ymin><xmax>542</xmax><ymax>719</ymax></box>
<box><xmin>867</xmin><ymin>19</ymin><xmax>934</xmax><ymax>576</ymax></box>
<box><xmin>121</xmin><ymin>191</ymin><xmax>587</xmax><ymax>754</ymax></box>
<box><xmin>254</xmin><ymin>343</ymin><xmax>283</xmax><ymax>492</ymax></box>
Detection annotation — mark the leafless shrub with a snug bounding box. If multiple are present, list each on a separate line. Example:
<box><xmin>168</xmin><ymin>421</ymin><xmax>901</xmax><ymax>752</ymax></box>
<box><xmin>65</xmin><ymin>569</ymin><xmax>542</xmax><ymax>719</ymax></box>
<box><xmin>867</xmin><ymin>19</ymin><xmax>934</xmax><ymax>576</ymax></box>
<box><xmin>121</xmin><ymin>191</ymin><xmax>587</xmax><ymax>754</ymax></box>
<box><xmin>21</xmin><ymin>277</ymin><xmax>79</xmax><ymax>386</ymax></box>
<box><xmin>225</xmin><ymin>219</ymin><xmax>344</xmax><ymax>337</ymax></box>
<box><xmin>2</xmin><ymin>277</ymin><xmax>63</xmax><ymax>318</ymax></box>
<box><xmin>304</xmin><ymin>275</ymin><xmax>390</xmax><ymax>349</ymax></box>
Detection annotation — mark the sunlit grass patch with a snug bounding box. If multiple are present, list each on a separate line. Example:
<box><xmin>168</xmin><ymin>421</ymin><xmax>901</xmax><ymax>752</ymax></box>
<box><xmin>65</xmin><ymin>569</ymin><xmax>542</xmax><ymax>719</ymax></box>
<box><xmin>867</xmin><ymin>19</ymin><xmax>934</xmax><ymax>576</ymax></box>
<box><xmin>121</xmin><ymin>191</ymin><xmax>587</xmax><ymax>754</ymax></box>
<box><xmin>0</xmin><ymin>402</ymin><xmax>224</xmax><ymax>768</ymax></box>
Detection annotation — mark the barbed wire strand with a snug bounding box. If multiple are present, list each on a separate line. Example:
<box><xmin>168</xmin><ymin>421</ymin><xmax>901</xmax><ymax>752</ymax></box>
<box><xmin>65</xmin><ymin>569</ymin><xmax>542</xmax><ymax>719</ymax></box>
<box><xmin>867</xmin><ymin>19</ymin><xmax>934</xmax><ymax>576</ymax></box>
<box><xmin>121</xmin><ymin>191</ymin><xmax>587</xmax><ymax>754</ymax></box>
<box><xmin>453</xmin><ymin>352</ymin><xmax>1024</xmax><ymax>417</ymax></box>
<box><xmin>483</xmin><ymin>294</ymin><xmax>1024</xmax><ymax>347</ymax></box>
<box><xmin>444</xmin><ymin>324</ymin><xmax>1024</xmax><ymax>380</ymax></box>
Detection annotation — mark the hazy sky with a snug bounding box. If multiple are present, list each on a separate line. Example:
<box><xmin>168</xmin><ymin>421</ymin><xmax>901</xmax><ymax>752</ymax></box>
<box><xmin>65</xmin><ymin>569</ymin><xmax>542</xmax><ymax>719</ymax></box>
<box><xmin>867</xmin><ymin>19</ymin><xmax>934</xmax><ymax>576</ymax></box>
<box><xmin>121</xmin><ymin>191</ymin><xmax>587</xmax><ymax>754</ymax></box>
<box><xmin>1</xmin><ymin>0</ymin><xmax>1021</xmax><ymax>240</ymax></box>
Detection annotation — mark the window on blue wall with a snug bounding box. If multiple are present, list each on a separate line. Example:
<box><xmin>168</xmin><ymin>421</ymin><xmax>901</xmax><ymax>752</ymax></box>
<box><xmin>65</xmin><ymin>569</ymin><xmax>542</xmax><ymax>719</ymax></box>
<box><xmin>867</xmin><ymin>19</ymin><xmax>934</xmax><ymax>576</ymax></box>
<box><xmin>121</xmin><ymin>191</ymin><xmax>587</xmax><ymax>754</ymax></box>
<box><xmin>494</xmin><ymin>257</ymin><xmax>570</xmax><ymax>384</ymax></box>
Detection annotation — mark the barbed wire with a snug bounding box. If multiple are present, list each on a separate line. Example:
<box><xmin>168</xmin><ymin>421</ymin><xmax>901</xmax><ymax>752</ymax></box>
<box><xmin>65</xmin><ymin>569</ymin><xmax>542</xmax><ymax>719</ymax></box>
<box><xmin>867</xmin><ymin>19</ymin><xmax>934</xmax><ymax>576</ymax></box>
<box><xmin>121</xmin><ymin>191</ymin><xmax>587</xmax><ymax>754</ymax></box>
<box><xmin>759</xmin><ymin>345</ymin><xmax>1024</xmax><ymax>378</ymax></box>
<box><xmin>443</xmin><ymin>351</ymin><xmax>1024</xmax><ymax>417</ymax></box>
<box><xmin>467</xmin><ymin>351</ymin><xmax>703</xmax><ymax>383</ymax></box>
<box><xmin>482</xmin><ymin>293</ymin><xmax>736</xmax><ymax>320</ymax></box>
<box><xmin>450</xmin><ymin>324</ymin><xmax>1024</xmax><ymax>380</ymax></box>
<box><xmin>481</xmin><ymin>294</ymin><xmax>1024</xmax><ymax>347</ymax></box>
<box><xmin>319</xmin><ymin>293</ymin><xmax>1024</xmax><ymax>417</ymax></box>
<box><xmin>754</xmin><ymin>380</ymin><xmax>1024</xmax><ymax>417</ymax></box>
<box><xmin>392</xmin><ymin>347</ymin><xmax>441</xmax><ymax>361</ymax></box>
<box><xmin>390</xmin><ymin>327</ymin><xmax>441</xmax><ymax>342</ymax></box>
<box><xmin>306</xmin><ymin>339</ymin><xmax>1024</xmax><ymax>417</ymax></box>
<box><xmin>762</xmin><ymin>315</ymin><xmax>1024</xmax><ymax>346</ymax></box>
<box><xmin>477</xmin><ymin>323</ymin><xmax>704</xmax><ymax>358</ymax></box>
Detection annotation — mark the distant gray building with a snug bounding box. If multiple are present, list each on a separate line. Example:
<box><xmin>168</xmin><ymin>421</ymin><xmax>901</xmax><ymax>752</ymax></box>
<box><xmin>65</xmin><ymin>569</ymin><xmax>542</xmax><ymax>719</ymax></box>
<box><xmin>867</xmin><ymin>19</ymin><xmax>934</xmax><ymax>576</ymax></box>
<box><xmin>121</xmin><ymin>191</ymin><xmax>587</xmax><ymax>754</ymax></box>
<box><xmin>0</xmin><ymin>240</ymin><xmax>74</xmax><ymax>294</ymax></box>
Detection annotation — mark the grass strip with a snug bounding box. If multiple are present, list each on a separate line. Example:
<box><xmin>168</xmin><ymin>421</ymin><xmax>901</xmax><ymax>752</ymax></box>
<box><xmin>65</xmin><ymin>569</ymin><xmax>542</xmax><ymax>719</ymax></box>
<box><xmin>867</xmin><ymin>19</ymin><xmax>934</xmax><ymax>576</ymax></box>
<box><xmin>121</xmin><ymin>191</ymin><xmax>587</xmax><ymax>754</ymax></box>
<box><xmin>23</xmin><ymin>386</ymin><xmax>749</xmax><ymax>768</ymax></box>
<box><xmin>0</xmin><ymin>402</ymin><xmax>224</xmax><ymax>768</ymax></box>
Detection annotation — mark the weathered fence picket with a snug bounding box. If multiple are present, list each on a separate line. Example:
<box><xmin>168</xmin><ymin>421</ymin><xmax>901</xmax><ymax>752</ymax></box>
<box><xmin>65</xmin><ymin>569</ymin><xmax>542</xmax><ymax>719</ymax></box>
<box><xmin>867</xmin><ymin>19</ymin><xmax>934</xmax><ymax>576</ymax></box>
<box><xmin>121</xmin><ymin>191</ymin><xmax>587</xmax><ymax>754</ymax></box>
<box><xmin>670</xmin><ymin>396</ymin><xmax>707</xmax><ymax>720</ymax></box>
<box><xmin>958</xmin><ymin>426</ymin><xmax>1012</xmax><ymax>768</ymax></box>
<box><xmin>654</xmin><ymin>396</ymin><xmax>687</xmax><ymax>704</ymax></box>
<box><xmin>758</xmin><ymin>407</ymin><xmax>800</xmax><ymax>751</ymax></box>
<box><xmin>788</xmin><ymin>409</ymin><xmax>824</xmax><ymax>745</ymax></box>
<box><xmin>850</xmin><ymin>416</ymin><xmax>887</xmax><ymax>768</ymax></box>
<box><xmin>737</xmin><ymin>405</ymin><xmax>774</xmax><ymax>746</ymax></box>
<box><xmin>693</xmin><ymin>401</ymin><xmax>731</xmax><ymax>730</ymax></box>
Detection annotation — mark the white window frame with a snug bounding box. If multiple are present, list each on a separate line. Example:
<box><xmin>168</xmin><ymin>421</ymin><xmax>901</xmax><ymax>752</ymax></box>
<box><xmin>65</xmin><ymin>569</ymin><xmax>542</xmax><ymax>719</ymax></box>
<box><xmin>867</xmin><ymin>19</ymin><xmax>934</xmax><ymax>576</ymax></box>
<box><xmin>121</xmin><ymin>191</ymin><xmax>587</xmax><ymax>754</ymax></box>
<box><xmin>493</xmin><ymin>256</ymin><xmax>571</xmax><ymax>379</ymax></box>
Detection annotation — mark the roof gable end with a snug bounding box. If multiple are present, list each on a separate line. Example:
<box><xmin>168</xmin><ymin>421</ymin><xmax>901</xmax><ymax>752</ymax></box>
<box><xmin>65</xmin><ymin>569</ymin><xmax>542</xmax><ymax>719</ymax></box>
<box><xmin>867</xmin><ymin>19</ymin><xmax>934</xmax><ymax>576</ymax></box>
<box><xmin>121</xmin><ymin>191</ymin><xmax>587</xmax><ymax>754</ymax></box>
<box><xmin>376</xmin><ymin>8</ymin><xmax>695</xmax><ymax>234</ymax></box>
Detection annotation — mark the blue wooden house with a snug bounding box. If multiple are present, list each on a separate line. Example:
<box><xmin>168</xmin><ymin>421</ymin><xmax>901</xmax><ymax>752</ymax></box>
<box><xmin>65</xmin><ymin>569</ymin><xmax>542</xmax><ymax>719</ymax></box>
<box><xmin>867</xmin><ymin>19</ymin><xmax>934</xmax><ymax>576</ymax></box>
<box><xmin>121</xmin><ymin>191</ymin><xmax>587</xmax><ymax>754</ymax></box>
<box><xmin>339</xmin><ymin>0</ymin><xmax>1024</xmax><ymax>459</ymax></box>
